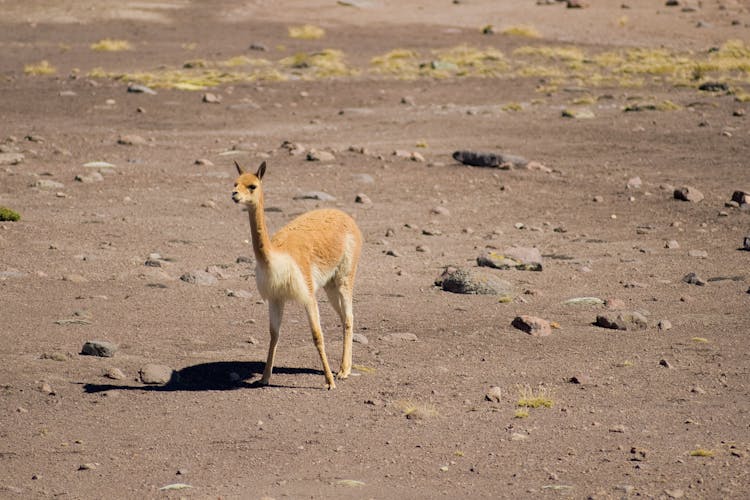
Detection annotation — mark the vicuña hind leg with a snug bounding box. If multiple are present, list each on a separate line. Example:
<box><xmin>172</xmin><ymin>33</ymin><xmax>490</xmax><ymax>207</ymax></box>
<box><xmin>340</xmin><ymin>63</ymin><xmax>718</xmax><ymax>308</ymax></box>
<box><xmin>260</xmin><ymin>300</ymin><xmax>284</xmax><ymax>386</ymax></box>
<box><xmin>325</xmin><ymin>282</ymin><xmax>354</xmax><ymax>380</ymax></box>
<box><xmin>305</xmin><ymin>300</ymin><xmax>336</xmax><ymax>389</ymax></box>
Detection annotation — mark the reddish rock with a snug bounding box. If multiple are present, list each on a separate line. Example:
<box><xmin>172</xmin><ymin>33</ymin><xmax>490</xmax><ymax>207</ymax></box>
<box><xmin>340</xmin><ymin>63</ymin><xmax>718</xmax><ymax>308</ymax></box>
<box><xmin>511</xmin><ymin>315</ymin><xmax>552</xmax><ymax>337</ymax></box>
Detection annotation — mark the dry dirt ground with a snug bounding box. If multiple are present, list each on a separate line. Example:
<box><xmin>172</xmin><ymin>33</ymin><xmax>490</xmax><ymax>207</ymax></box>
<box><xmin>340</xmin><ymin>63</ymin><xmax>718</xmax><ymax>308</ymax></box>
<box><xmin>2</xmin><ymin>1</ymin><xmax>750</xmax><ymax>498</ymax></box>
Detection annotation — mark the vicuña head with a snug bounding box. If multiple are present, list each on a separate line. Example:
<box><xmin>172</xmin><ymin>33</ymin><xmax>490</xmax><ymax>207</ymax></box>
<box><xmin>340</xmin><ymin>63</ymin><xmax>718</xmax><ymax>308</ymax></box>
<box><xmin>232</xmin><ymin>160</ymin><xmax>363</xmax><ymax>389</ymax></box>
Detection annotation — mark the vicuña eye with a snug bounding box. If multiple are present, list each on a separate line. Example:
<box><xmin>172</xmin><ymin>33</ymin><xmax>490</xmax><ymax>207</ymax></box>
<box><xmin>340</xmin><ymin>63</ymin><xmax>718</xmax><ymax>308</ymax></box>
<box><xmin>248</xmin><ymin>185</ymin><xmax>257</xmax><ymax>191</ymax></box>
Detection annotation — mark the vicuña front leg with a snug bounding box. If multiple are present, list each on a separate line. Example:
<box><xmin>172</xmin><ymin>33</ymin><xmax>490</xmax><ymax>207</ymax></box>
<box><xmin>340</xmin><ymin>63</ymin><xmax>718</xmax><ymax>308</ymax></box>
<box><xmin>326</xmin><ymin>282</ymin><xmax>354</xmax><ymax>380</ymax></box>
<box><xmin>305</xmin><ymin>301</ymin><xmax>336</xmax><ymax>389</ymax></box>
<box><xmin>260</xmin><ymin>300</ymin><xmax>284</xmax><ymax>386</ymax></box>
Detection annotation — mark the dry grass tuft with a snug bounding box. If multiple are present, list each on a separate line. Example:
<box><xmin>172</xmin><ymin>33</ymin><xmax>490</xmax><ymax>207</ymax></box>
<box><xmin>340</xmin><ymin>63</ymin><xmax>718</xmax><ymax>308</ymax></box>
<box><xmin>288</xmin><ymin>25</ymin><xmax>325</xmax><ymax>40</ymax></box>
<box><xmin>517</xmin><ymin>384</ymin><xmax>554</xmax><ymax>408</ymax></box>
<box><xmin>24</xmin><ymin>60</ymin><xmax>56</xmax><ymax>75</ymax></box>
<box><xmin>90</xmin><ymin>39</ymin><xmax>132</xmax><ymax>51</ymax></box>
<box><xmin>502</xmin><ymin>25</ymin><xmax>541</xmax><ymax>39</ymax></box>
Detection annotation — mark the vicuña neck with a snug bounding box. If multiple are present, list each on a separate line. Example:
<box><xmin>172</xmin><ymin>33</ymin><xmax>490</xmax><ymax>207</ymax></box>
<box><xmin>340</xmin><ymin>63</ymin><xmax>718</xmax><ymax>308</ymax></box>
<box><xmin>248</xmin><ymin>201</ymin><xmax>273</xmax><ymax>265</ymax></box>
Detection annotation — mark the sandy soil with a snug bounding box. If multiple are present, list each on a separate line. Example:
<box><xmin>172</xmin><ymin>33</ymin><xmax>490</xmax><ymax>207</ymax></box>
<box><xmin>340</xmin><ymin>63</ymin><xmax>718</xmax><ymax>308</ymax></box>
<box><xmin>1</xmin><ymin>0</ymin><xmax>750</xmax><ymax>498</ymax></box>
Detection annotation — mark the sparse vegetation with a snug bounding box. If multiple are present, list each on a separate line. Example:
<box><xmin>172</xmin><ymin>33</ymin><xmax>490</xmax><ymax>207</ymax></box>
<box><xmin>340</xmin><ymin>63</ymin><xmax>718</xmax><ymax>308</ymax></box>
<box><xmin>502</xmin><ymin>25</ymin><xmax>541</xmax><ymax>39</ymax></box>
<box><xmin>24</xmin><ymin>60</ymin><xmax>56</xmax><ymax>75</ymax></box>
<box><xmin>396</xmin><ymin>400</ymin><xmax>438</xmax><ymax>420</ymax></box>
<box><xmin>517</xmin><ymin>384</ymin><xmax>554</xmax><ymax>409</ymax></box>
<box><xmin>288</xmin><ymin>25</ymin><xmax>325</xmax><ymax>40</ymax></box>
<box><xmin>0</xmin><ymin>207</ymin><xmax>21</xmax><ymax>221</ymax></box>
<box><xmin>690</xmin><ymin>448</ymin><xmax>715</xmax><ymax>457</ymax></box>
<box><xmin>90</xmin><ymin>39</ymin><xmax>132</xmax><ymax>51</ymax></box>
<box><xmin>514</xmin><ymin>408</ymin><xmax>530</xmax><ymax>418</ymax></box>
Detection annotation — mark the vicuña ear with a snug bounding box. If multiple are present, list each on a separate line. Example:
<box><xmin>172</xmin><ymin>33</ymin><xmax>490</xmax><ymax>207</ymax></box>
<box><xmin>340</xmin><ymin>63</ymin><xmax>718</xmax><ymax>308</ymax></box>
<box><xmin>256</xmin><ymin>161</ymin><xmax>267</xmax><ymax>180</ymax></box>
<box><xmin>234</xmin><ymin>160</ymin><xmax>245</xmax><ymax>175</ymax></box>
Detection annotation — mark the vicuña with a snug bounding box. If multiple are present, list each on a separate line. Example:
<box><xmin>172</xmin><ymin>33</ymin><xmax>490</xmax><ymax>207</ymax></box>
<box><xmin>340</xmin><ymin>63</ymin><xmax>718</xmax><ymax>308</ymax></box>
<box><xmin>231</xmin><ymin>161</ymin><xmax>363</xmax><ymax>389</ymax></box>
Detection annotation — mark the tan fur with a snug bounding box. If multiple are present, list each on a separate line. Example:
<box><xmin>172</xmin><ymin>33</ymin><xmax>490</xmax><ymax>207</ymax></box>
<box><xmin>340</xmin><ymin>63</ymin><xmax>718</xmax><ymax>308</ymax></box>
<box><xmin>232</xmin><ymin>161</ymin><xmax>362</xmax><ymax>389</ymax></box>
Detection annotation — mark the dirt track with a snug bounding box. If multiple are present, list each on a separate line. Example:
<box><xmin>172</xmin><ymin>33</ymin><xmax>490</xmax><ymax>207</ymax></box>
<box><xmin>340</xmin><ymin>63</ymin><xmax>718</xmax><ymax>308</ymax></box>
<box><xmin>1</xmin><ymin>1</ymin><xmax>750</xmax><ymax>498</ymax></box>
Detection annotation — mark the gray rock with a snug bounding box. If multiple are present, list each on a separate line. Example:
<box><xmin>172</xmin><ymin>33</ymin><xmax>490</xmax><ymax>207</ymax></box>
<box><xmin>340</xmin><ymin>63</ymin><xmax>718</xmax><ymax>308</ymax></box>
<box><xmin>453</xmin><ymin>150</ymin><xmax>499</xmax><ymax>167</ymax></box>
<box><xmin>117</xmin><ymin>134</ymin><xmax>147</xmax><ymax>146</ymax></box>
<box><xmin>674</xmin><ymin>186</ymin><xmax>704</xmax><ymax>202</ymax></box>
<box><xmin>569</xmin><ymin>373</ymin><xmax>592</xmax><ymax>385</ymax></box>
<box><xmin>104</xmin><ymin>367</ymin><xmax>126</xmax><ymax>380</ymax></box>
<box><xmin>658</xmin><ymin>319</ymin><xmax>673</xmax><ymax>331</ymax></box>
<box><xmin>665</xmin><ymin>239</ymin><xmax>680</xmax><ymax>249</ymax></box>
<box><xmin>430</xmin><ymin>206</ymin><xmax>450</xmax><ymax>216</ymax></box>
<box><xmin>179</xmin><ymin>270</ymin><xmax>218</xmax><ymax>286</ymax></box>
<box><xmin>688</xmin><ymin>249</ymin><xmax>708</xmax><ymax>259</ymax></box>
<box><xmin>381</xmin><ymin>332</ymin><xmax>418</xmax><ymax>342</ymax></box>
<box><xmin>743</xmin><ymin>236</ymin><xmax>750</xmax><ymax>251</ymax></box>
<box><xmin>202</xmin><ymin>93</ymin><xmax>222</xmax><ymax>104</ymax></box>
<box><xmin>435</xmin><ymin>266</ymin><xmax>515</xmax><ymax>296</ymax></box>
<box><xmin>34</xmin><ymin>179</ymin><xmax>64</xmax><ymax>190</ymax></box>
<box><xmin>682</xmin><ymin>272</ymin><xmax>706</xmax><ymax>286</ymax></box>
<box><xmin>75</xmin><ymin>172</ymin><xmax>104</xmax><ymax>183</ymax></box>
<box><xmin>731</xmin><ymin>190</ymin><xmax>749</xmax><ymax>206</ymax></box>
<box><xmin>626</xmin><ymin>176</ymin><xmax>642</xmax><ymax>189</ymax></box>
<box><xmin>355</xmin><ymin>193</ymin><xmax>372</xmax><ymax>204</ymax></box>
<box><xmin>485</xmin><ymin>386</ymin><xmax>503</xmax><ymax>402</ymax></box>
<box><xmin>226</xmin><ymin>289</ymin><xmax>253</xmax><ymax>299</ymax></box>
<box><xmin>293</xmin><ymin>191</ymin><xmax>336</xmax><ymax>201</ymax></box>
<box><xmin>306</xmin><ymin>149</ymin><xmax>335</xmax><ymax>162</ymax></box>
<box><xmin>511</xmin><ymin>315</ymin><xmax>552</xmax><ymax>336</ymax></box>
<box><xmin>659</xmin><ymin>359</ymin><xmax>673</xmax><ymax>368</ymax></box>
<box><xmin>477</xmin><ymin>247</ymin><xmax>543</xmax><ymax>271</ymax></box>
<box><xmin>139</xmin><ymin>363</ymin><xmax>174</xmax><ymax>385</ymax></box>
<box><xmin>194</xmin><ymin>158</ymin><xmax>214</xmax><ymax>166</ymax></box>
<box><xmin>595</xmin><ymin>311</ymin><xmax>648</xmax><ymax>330</ymax></box>
<box><xmin>127</xmin><ymin>84</ymin><xmax>157</xmax><ymax>95</ymax></box>
<box><xmin>352</xmin><ymin>333</ymin><xmax>369</xmax><ymax>345</ymax></box>
<box><xmin>81</xmin><ymin>340</ymin><xmax>118</xmax><ymax>357</ymax></box>
<box><xmin>452</xmin><ymin>150</ymin><xmax>529</xmax><ymax>168</ymax></box>
<box><xmin>0</xmin><ymin>152</ymin><xmax>24</xmax><ymax>165</ymax></box>
<box><xmin>352</xmin><ymin>173</ymin><xmax>374</xmax><ymax>184</ymax></box>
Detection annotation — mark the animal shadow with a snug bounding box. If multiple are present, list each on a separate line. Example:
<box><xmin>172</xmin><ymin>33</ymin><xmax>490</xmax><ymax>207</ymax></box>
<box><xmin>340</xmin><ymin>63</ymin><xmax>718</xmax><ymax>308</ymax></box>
<box><xmin>82</xmin><ymin>361</ymin><xmax>323</xmax><ymax>393</ymax></box>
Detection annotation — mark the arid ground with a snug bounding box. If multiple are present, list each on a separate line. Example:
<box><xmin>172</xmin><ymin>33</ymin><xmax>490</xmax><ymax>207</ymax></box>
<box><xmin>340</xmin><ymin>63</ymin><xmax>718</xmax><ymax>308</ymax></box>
<box><xmin>1</xmin><ymin>1</ymin><xmax>750</xmax><ymax>498</ymax></box>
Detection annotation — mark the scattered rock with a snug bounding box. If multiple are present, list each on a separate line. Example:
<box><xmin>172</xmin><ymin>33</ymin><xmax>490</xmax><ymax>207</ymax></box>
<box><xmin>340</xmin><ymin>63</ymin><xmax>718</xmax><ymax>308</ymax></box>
<box><xmin>0</xmin><ymin>152</ymin><xmax>24</xmax><ymax>165</ymax></box>
<box><xmin>34</xmin><ymin>179</ymin><xmax>65</xmax><ymax>190</ymax></box>
<box><xmin>179</xmin><ymin>270</ymin><xmax>218</xmax><ymax>286</ymax></box>
<box><xmin>81</xmin><ymin>340</ymin><xmax>118</xmax><ymax>357</ymax></box>
<box><xmin>698</xmin><ymin>82</ymin><xmax>729</xmax><ymax>92</ymax></box>
<box><xmin>306</xmin><ymin>149</ymin><xmax>335</xmax><ymax>162</ymax></box>
<box><xmin>485</xmin><ymin>386</ymin><xmax>503</xmax><ymax>402</ymax></box>
<box><xmin>381</xmin><ymin>332</ymin><xmax>418</xmax><ymax>342</ymax></box>
<box><xmin>226</xmin><ymin>289</ymin><xmax>253</xmax><ymax>299</ymax></box>
<box><xmin>477</xmin><ymin>247</ymin><xmax>543</xmax><ymax>271</ymax></box>
<box><xmin>743</xmin><ymin>236</ymin><xmax>750</xmax><ymax>251</ymax></box>
<box><xmin>127</xmin><ymin>83</ymin><xmax>157</xmax><ymax>95</ymax></box>
<box><xmin>688</xmin><ymin>249</ymin><xmax>708</xmax><ymax>259</ymax></box>
<box><xmin>665</xmin><ymin>488</ymin><xmax>685</xmax><ymax>499</ymax></box>
<box><xmin>567</xmin><ymin>0</ymin><xmax>589</xmax><ymax>7</ymax></box>
<box><xmin>682</xmin><ymin>272</ymin><xmax>706</xmax><ymax>286</ymax></box>
<box><xmin>104</xmin><ymin>367</ymin><xmax>126</xmax><ymax>380</ymax></box>
<box><xmin>731</xmin><ymin>190</ymin><xmax>749</xmax><ymax>206</ymax></box>
<box><xmin>569</xmin><ymin>373</ymin><xmax>592</xmax><ymax>385</ymax></box>
<box><xmin>293</xmin><ymin>191</ymin><xmax>336</xmax><ymax>201</ymax></box>
<box><xmin>435</xmin><ymin>266</ymin><xmax>515</xmax><ymax>297</ymax></box>
<box><xmin>352</xmin><ymin>333</ymin><xmax>369</xmax><ymax>345</ymax></box>
<box><xmin>595</xmin><ymin>311</ymin><xmax>648</xmax><ymax>330</ymax></box>
<box><xmin>511</xmin><ymin>315</ymin><xmax>552</xmax><ymax>336</ymax></box>
<box><xmin>674</xmin><ymin>186</ymin><xmax>704</xmax><ymax>202</ymax></box>
<box><xmin>392</xmin><ymin>150</ymin><xmax>424</xmax><ymax>162</ymax></box>
<box><xmin>117</xmin><ymin>134</ymin><xmax>147</xmax><ymax>146</ymax></box>
<box><xmin>139</xmin><ymin>364</ymin><xmax>174</xmax><ymax>385</ymax></box>
<box><xmin>564</xmin><ymin>297</ymin><xmax>605</xmax><ymax>306</ymax></box>
<box><xmin>626</xmin><ymin>176</ymin><xmax>642</xmax><ymax>190</ymax></box>
<box><xmin>659</xmin><ymin>359</ymin><xmax>673</xmax><ymax>369</ymax></box>
<box><xmin>452</xmin><ymin>150</ymin><xmax>529</xmax><ymax>168</ymax></box>
<box><xmin>249</xmin><ymin>43</ymin><xmax>268</xmax><ymax>51</ymax></box>
<box><xmin>604</xmin><ymin>298</ymin><xmax>626</xmax><ymax>310</ymax></box>
<box><xmin>658</xmin><ymin>320</ymin><xmax>673</xmax><ymax>331</ymax></box>
<box><xmin>194</xmin><ymin>158</ymin><xmax>214</xmax><ymax>166</ymax></box>
<box><xmin>202</xmin><ymin>93</ymin><xmax>222</xmax><ymax>104</ymax></box>
<box><xmin>665</xmin><ymin>240</ymin><xmax>680</xmax><ymax>249</ymax></box>
<box><xmin>562</xmin><ymin>108</ymin><xmax>595</xmax><ymax>119</ymax></box>
<box><xmin>430</xmin><ymin>206</ymin><xmax>450</xmax><ymax>216</ymax></box>
<box><xmin>78</xmin><ymin>463</ymin><xmax>98</xmax><ymax>471</ymax></box>
<box><xmin>355</xmin><ymin>193</ymin><xmax>372</xmax><ymax>204</ymax></box>
<box><xmin>75</xmin><ymin>172</ymin><xmax>104</xmax><ymax>183</ymax></box>
<box><xmin>39</xmin><ymin>381</ymin><xmax>55</xmax><ymax>395</ymax></box>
